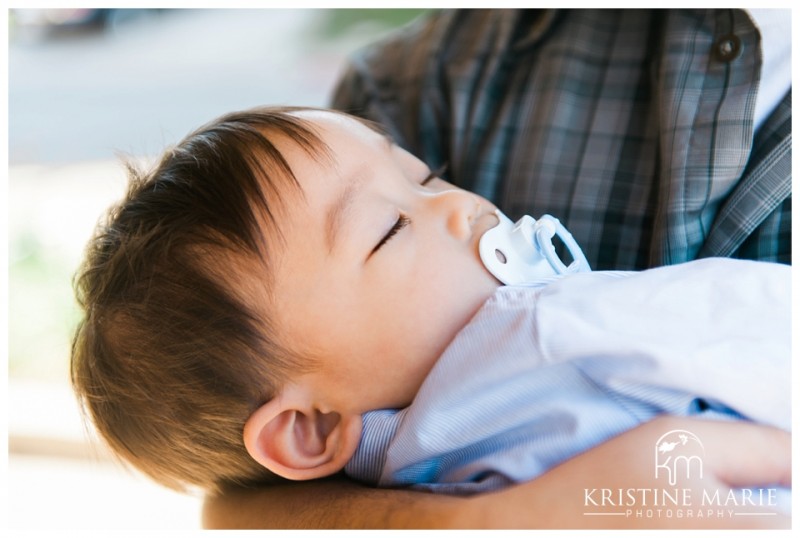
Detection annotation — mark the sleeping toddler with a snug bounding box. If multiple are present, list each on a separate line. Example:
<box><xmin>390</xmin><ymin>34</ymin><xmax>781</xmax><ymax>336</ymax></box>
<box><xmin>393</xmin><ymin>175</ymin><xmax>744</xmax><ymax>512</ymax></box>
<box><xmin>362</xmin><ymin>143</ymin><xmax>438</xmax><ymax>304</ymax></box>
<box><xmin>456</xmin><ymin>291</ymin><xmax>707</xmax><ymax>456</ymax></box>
<box><xmin>71</xmin><ymin>106</ymin><xmax>790</xmax><ymax>500</ymax></box>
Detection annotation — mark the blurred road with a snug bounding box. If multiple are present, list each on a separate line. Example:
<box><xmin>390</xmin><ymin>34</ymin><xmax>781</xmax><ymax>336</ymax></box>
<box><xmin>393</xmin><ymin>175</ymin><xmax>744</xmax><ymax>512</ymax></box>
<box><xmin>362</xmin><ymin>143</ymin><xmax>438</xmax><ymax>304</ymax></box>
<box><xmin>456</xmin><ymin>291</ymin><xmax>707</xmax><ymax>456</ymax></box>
<box><xmin>8</xmin><ymin>9</ymin><xmax>395</xmax><ymax>165</ymax></box>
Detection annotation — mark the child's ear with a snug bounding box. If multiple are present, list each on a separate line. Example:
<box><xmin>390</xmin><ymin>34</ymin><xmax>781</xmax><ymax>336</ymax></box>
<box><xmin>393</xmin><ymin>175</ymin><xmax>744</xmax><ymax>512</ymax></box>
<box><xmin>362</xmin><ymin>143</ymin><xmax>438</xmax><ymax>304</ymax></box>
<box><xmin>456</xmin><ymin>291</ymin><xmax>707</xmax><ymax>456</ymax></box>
<box><xmin>243</xmin><ymin>387</ymin><xmax>362</xmax><ymax>481</ymax></box>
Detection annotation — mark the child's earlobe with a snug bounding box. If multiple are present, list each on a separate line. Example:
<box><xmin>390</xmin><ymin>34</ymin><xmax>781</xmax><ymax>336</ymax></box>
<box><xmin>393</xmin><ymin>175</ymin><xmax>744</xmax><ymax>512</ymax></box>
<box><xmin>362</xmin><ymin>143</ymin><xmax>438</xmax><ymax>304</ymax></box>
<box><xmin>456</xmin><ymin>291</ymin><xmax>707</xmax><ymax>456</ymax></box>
<box><xmin>242</xmin><ymin>392</ymin><xmax>362</xmax><ymax>481</ymax></box>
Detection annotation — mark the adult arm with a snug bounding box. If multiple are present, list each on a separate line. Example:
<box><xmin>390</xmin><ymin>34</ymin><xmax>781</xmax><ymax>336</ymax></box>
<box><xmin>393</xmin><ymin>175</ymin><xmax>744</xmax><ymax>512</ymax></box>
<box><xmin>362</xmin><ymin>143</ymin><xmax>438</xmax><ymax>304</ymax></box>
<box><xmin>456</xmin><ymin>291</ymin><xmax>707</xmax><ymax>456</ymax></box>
<box><xmin>202</xmin><ymin>416</ymin><xmax>790</xmax><ymax>529</ymax></box>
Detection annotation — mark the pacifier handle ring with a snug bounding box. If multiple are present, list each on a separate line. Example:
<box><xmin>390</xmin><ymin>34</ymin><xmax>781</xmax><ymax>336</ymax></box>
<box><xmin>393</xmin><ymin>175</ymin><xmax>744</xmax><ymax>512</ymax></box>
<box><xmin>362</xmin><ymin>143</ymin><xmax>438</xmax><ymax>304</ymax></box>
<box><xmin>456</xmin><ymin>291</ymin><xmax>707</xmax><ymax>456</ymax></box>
<box><xmin>535</xmin><ymin>216</ymin><xmax>590</xmax><ymax>275</ymax></box>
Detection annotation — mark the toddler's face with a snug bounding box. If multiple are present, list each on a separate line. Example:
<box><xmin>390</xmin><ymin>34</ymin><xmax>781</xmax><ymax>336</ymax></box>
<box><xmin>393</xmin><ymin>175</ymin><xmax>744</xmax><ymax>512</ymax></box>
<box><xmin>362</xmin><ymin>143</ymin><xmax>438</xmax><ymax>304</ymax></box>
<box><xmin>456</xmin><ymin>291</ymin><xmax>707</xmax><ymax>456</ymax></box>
<box><xmin>265</xmin><ymin>111</ymin><xmax>501</xmax><ymax>413</ymax></box>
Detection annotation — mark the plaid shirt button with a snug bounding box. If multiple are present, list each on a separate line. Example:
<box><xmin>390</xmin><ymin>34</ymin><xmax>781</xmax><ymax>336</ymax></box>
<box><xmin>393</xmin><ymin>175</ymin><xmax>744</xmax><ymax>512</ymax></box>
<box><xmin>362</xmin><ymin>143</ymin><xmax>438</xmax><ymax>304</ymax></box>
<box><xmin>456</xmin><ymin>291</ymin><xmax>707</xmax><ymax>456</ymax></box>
<box><xmin>713</xmin><ymin>34</ymin><xmax>742</xmax><ymax>62</ymax></box>
<box><xmin>333</xmin><ymin>10</ymin><xmax>790</xmax><ymax>269</ymax></box>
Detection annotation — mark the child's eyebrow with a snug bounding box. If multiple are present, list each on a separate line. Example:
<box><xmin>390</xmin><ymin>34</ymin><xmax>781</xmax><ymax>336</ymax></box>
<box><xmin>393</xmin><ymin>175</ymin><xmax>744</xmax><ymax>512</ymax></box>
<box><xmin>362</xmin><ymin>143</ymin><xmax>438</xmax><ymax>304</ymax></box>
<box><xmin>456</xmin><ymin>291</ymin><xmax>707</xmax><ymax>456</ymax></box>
<box><xmin>325</xmin><ymin>170</ymin><xmax>367</xmax><ymax>255</ymax></box>
<box><xmin>324</xmin><ymin>130</ymin><xmax>393</xmax><ymax>254</ymax></box>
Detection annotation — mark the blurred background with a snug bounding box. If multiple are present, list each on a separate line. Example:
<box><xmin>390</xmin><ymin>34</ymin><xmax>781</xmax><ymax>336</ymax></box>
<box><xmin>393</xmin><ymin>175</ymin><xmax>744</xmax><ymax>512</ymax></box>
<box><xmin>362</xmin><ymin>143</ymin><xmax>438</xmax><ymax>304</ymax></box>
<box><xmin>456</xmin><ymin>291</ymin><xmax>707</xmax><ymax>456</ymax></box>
<box><xmin>6</xmin><ymin>7</ymin><xmax>428</xmax><ymax>530</ymax></box>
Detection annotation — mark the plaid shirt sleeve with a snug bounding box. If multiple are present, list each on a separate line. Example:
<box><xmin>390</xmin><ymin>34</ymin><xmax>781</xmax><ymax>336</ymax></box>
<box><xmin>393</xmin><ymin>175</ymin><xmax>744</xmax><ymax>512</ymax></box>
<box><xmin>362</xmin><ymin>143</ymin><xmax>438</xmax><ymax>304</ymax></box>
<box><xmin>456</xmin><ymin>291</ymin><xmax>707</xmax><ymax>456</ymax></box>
<box><xmin>331</xmin><ymin>9</ymin><xmax>791</xmax><ymax>270</ymax></box>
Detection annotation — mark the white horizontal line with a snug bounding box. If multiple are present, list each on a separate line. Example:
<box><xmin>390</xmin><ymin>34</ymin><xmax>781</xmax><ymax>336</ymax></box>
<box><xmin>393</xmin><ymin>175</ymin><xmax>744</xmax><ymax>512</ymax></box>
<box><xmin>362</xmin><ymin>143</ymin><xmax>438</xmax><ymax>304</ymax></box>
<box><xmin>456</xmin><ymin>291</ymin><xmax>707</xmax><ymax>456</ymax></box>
<box><xmin>583</xmin><ymin>513</ymin><xmax>627</xmax><ymax>516</ymax></box>
<box><xmin>733</xmin><ymin>512</ymin><xmax>778</xmax><ymax>516</ymax></box>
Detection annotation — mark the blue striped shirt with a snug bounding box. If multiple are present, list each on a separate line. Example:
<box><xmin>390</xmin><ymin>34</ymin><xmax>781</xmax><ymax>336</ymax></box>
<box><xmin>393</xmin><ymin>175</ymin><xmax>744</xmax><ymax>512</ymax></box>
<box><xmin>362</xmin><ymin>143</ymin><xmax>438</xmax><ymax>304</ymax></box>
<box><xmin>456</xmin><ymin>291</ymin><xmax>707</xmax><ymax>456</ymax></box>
<box><xmin>344</xmin><ymin>258</ymin><xmax>790</xmax><ymax>494</ymax></box>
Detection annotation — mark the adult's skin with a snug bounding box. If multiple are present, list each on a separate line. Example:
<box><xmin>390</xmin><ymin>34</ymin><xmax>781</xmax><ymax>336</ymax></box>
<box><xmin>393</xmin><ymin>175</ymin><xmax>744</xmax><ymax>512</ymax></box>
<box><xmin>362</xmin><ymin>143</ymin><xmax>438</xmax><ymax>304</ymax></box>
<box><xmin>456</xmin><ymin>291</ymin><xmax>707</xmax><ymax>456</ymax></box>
<box><xmin>203</xmin><ymin>416</ymin><xmax>790</xmax><ymax>529</ymax></box>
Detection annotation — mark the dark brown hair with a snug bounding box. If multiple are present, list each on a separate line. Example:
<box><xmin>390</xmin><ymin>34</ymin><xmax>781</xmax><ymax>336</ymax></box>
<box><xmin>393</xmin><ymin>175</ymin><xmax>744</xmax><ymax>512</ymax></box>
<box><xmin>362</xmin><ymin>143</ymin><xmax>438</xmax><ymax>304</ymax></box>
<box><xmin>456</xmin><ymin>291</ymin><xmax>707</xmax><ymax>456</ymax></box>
<box><xmin>71</xmin><ymin>106</ymin><xmax>328</xmax><ymax>492</ymax></box>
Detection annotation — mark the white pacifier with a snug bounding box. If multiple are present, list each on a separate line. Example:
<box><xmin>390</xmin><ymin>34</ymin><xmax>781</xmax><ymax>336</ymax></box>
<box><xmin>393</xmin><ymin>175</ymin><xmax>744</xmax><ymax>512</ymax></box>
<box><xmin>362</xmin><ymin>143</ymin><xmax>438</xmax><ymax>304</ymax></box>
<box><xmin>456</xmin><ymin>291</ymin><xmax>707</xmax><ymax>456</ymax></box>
<box><xmin>479</xmin><ymin>210</ymin><xmax>591</xmax><ymax>285</ymax></box>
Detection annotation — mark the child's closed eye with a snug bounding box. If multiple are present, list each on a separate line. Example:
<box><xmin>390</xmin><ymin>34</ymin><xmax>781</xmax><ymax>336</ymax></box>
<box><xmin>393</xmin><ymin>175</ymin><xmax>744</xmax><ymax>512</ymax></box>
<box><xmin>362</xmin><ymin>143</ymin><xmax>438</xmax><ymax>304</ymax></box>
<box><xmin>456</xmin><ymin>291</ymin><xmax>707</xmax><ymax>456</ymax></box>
<box><xmin>371</xmin><ymin>214</ymin><xmax>411</xmax><ymax>256</ymax></box>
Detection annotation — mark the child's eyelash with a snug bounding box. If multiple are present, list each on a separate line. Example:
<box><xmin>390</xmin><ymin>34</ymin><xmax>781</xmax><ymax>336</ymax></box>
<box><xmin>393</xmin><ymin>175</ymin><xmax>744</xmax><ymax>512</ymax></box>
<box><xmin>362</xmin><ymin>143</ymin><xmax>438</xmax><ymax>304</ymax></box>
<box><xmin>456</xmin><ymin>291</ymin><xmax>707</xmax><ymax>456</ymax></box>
<box><xmin>421</xmin><ymin>163</ymin><xmax>449</xmax><ymax>185</ymax></box>
<box><xmin>372</xmin><ymin>214</ymin><xmax>411</xmax><ymax>255</ymax></box>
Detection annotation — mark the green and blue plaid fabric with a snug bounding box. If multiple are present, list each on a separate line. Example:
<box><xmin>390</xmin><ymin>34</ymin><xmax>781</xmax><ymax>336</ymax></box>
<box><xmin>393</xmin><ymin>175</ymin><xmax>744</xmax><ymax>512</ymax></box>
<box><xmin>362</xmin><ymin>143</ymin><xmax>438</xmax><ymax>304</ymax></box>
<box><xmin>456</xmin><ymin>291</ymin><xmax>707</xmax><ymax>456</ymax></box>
<box><xmin>332</xmin><ymin>9</ymin><xmax>790</xmax><ymax>270</ymax></box>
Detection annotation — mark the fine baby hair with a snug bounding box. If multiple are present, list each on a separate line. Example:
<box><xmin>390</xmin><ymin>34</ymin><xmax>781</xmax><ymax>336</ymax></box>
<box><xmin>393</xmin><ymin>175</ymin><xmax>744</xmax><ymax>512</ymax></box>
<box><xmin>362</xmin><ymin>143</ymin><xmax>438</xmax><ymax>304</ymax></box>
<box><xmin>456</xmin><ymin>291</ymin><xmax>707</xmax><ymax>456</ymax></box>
<box><xmin>71</xmin><ymin>106</ymin><xmax>333</xmax><ymax>492</ymax></box>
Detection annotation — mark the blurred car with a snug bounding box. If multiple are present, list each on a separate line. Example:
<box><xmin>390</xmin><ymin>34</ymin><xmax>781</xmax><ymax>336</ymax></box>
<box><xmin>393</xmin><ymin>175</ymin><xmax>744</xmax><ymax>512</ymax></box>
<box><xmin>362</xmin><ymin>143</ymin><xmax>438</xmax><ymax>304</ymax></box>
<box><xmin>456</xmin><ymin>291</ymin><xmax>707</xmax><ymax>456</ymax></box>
<box><xmin>10</xmin><ymin>9</ymin><xmax>162</xmax><ymax>39</ymax></box>
<box><xmin>11</xmin><ymin>8</ymin><xmax>112</xmax><ymax>30</ymax></box>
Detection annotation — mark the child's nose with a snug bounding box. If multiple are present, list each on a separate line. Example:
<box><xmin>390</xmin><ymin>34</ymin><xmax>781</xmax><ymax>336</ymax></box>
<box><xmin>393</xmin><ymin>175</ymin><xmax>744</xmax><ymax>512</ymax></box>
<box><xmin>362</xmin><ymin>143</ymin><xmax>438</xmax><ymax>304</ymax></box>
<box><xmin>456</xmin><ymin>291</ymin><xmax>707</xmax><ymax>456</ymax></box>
<box><xmin>427</xmin><ymin>188</ymin><xmax>480</xmax><ymax>241</ymax></box>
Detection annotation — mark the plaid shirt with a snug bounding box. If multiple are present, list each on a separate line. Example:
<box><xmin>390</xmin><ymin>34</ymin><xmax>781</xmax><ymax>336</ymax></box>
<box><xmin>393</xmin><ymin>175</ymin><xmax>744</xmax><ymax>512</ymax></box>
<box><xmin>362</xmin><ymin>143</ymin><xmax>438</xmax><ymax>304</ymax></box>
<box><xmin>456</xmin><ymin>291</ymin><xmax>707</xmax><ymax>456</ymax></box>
<box><xmin>332</xmin><ymin>9</ymin><xmax>791</xmax><ymax>270</ymax></box>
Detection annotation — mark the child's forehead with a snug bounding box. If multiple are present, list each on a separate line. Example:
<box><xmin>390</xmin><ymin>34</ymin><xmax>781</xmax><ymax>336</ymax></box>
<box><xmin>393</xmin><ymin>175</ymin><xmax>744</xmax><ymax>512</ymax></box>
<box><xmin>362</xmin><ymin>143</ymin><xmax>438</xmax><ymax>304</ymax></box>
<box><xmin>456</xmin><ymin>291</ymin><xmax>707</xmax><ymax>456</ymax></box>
<box><xmin>289</xmin><ymin>109</ymin><xmax>394</xmax><ymax>152</ymax></box>
<box><xmin>246</xmin><ymin>109</ymin><xmax>402</xmax><ymax>232</ymax></box>
<box><xmin>260</xmin><ymin>112</ymin><xmax>393</xmax><ymax>195</ymax></box>
<box><xmin>251</xmin><ymin>113</ymin><xmax>391</xmax><ymax>239</ymax></box>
